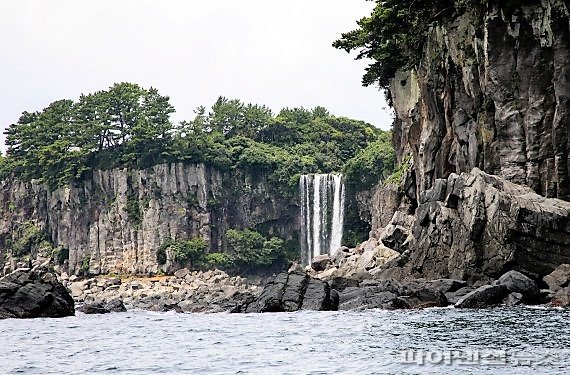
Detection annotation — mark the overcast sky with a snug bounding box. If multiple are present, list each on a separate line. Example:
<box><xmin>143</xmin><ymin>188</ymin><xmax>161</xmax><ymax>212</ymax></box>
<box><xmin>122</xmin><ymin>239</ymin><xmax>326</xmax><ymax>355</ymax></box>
<box><xmin>0</xmin><ymin>0</ymin><xmax>393</xmax><ymax>153</ymax></box>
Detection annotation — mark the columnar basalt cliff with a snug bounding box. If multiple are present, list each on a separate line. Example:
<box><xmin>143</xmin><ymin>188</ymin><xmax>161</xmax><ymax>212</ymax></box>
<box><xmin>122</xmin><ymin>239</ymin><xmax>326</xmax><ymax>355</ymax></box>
<box><xmin>0</xmin><ymin>163</ymin><xmax>299</xmax><ymax>275</ymax></box>
<box><xmin>392</xmin><ymin>0</ymin><xmax>570</xmax><ymax>200</ymax></box>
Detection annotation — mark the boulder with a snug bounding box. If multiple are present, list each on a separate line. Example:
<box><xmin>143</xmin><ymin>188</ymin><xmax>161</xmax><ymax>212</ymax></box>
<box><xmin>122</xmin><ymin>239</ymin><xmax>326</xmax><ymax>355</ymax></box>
<box><xmin>445</xmin><ymin>287</ymin><xmax>475</xmax><ymax>305</ymax></box>
<box><xmin>311</xmin><ymin>255</ymin><xmax>331</xmax><ymax>272</ymax></box>
<box><xmin>105</xmin><ymin>298</ymin><xmax>127</xmax><ymax>312</ymax></box>
<box><xmin>394</xmin><ymin>288</ymin><xmax>448</xmax><ymax>309</ymax></box>
<box><xmin>337</xmin><ymin>279</ymin><xmax>449</xmax><ymax>310</ymax></box>
<box><xmin>242</xmin><ymin>272</ymin><xmax>336</xmax><ymax>313</ymax></box>
<box><xmin>497</xmin><ymin>270</ymin><xmax>540</xmax><ymax>303</ymax></box>
<box><xmin>455</xmin><ymin>284</ymin><xmax>510</xmax><ymax>308</ymax></box>
<box><xmin>338</xmin><ymin>288</ymin><xmax>399</xmax><ymax>311</ymax></box>
<box><xmin>543</xmin><ymin>264</ymin><xmax>570</xmax><ymax>292</ymax></box>
<box><xmin>174</xmin><ymin>268</ymin><xmax>190</xmax><ymax>279</ymax></box>
<box><xmin>80</xmin><ymin>301</ymin><xmax>110</xmax><ymax>314</ymax></box>
<box><xmin>328</xmin><ymin>276</ymin><xmax>361</xmax><ymax>292</ymax></box>
<box><xmin>302</xmin><ymin>279</ymin><xmax>338</xmax><ymax>311</ymax></box>
<box><xmin>331</xmin><ymin>247</ymin><xmax>350</xmax><ymax>265</ymax></box>
<box><xmin>504</xmin><ymin>293</ymin><xmax>524</xmax><ymax>307</ymax></box>
<box><xmin>0</xmin><ymin>268</ymin><xmax>75</xmax><ymax>319</ymax></box>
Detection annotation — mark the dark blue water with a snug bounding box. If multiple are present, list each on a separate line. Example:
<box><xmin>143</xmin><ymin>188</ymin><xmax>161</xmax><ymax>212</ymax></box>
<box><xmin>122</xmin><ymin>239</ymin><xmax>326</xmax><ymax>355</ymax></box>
<box><xmin>1</xmin><ymin>306</ymin><xmax>569</xmax><ymax>374</ymax></box>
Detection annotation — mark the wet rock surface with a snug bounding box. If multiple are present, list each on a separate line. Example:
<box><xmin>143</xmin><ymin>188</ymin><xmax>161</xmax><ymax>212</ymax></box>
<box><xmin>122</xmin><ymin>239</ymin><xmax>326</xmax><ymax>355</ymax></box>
<box><xmin>0</xmin><ymin>267</ymin><xmax>75</xmax><ymax>319</ymax></box>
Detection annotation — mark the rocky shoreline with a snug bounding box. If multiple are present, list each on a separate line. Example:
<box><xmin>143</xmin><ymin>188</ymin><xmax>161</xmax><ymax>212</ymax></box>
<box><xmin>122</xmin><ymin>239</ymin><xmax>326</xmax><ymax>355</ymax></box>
<box><xmin>63</xmin><ymin>269</ymin><xmax>263</xmax><ymax>314</ymax></box>
<box><xmin>2</xmin><ymin>257</ymin><xmax>570</xmax><ymax>320</ymax></box>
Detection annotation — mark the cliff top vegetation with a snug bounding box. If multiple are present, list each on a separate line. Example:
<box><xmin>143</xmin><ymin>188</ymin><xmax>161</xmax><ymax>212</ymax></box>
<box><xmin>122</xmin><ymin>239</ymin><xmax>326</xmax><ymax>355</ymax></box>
<box><xmin>333</xmin><ymin>0</ymin><xmax>538</xmax><ymax>89</ymax></box>
<box><xmin>1</xmin><ymin>82</ymin><xmax>394</xmax><ymax>194</ymax></box>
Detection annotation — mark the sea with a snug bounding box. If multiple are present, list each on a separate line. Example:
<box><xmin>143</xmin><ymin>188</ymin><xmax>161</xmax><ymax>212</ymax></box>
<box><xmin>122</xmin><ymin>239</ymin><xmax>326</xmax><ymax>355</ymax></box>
<box><xmin>1</xmin><ymin>306</ymin><xmax>569</xmax><ymax>374</ymax></box>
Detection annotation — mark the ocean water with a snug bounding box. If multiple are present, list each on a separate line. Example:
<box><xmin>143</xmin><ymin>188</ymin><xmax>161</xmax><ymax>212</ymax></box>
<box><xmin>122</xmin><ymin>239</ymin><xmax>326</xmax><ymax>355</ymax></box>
<box><xmin>2</xmin><ymin>306</ymin><xmax>570</xmax><ymax>374</ymax></box>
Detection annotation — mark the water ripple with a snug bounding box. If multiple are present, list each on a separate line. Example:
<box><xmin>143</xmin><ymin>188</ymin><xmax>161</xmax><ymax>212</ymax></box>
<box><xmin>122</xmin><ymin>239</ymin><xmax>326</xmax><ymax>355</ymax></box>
<box><xmin>1</xmin><ymin>307</ymin><xmax>570</xmax><ymax>374</ymax></box>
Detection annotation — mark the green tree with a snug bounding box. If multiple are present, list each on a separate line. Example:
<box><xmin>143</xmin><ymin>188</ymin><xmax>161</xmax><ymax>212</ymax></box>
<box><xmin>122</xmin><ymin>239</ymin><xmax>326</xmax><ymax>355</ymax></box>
<box><xmin>343</xmin><ymin>130</ymin><xmax>395</xmax><ymax>191</ymax></box>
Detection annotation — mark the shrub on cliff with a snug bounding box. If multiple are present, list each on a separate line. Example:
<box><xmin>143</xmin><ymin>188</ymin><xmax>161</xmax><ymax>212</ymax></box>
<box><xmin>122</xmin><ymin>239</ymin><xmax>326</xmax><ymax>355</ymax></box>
<box><xmin>226</xmin><ymin>229</ymin><xmax>287</xmax><ymax>271</ymax></box>
<box><xmin>343</xmin><ymin>131</ymin><xmax>395</xmax><ymax>191</ymax></box>
<box><xmin>157</xmin><ymin>230</ymin><xmax>289</xmax><ymax>273</ymax></box>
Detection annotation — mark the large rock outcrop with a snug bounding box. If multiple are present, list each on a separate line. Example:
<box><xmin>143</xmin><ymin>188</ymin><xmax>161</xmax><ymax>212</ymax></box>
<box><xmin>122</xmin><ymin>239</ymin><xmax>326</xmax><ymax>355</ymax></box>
<box><xmin>0</xmin><ymin>163</ymin><xmax>299</xmax><ymax>275</ymax></box>
<box><xmin>377</xmin><ymin>168</ymin><xmax>570</xmax><ymax>283</ymax></box>
<box><xmin>242</xmin><ymin>271</ymin><xmax>338</xmax><ymax>313</ymax></box>
<box><xmin>392</xmin><ymin>0</ymin><xmax>570</xmax><ymax>201</ymax></box>
<box><xmin>0</xmin><ymin>267</ymin><xmax>75</xmax><ymax>319</ymax></box>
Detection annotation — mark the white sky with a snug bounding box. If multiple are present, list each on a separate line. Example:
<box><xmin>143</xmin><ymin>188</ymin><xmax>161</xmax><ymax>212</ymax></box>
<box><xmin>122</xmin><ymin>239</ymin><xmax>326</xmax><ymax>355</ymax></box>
<box><xmin>0</xmin><ymin>0</ymin><xmax>393</xmax><ymax>153</ymax></box>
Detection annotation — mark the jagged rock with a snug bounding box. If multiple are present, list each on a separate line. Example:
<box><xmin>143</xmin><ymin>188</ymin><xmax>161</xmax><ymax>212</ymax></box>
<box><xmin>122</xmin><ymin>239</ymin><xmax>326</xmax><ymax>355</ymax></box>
<box><xmin>79</xmin><ymin>301</ymin><xmax>110</xmax><ymax>314</ymax></box>
<box><xmin>79</xmin><ymin>298</ymin><xmax>125</xmax><ymax>315</ymax></box>
<box><xmin>338</xmin><ymin>288</ymin><xmax>399</xmax><ymax>311</ymax></box>
<box><xmin>394</xmin><ymin>288</ymin><xmax>448</xmax><ymax>309</ymax></box>
<box><xmin>174</xmin><ymin>268</ymin><xmax>190</xmax><ymax>279</ymax></box>
<box><xmin>288</xmin><ymin>262</ymin><xmax>305</xmax><ymax>274</ymax></box>
<box><xmin>311</xmin><ymin>255</ymin><xmax>331</xmax><ymax>272</ymax></box>
<box><xmin>455</xmin><ymin>285</ymin><xmax>510</xmax><ymax>308</ymax></box>
<box><xmin>543</xmin><ymin>264</ymin><xmax>570</xmax><ymax>292</ymax></box>
<box><xmin>445</xmin><ymin>287</ymin><xmax>476</xmax><ymax>305</ymax></box>
<box><xmin>331</xmin><ymin>247</ymin><xmax>350</xmax><ymax>265</ymax></box>
<box><xmin>105</xmin><ymin>298</ymin><xmax>127</xmax><ymax>312</ymax></box>
<box><xmin>242</xmin><ymin>272</ymin><xmax>336</xmax><ymax>313</ymax></box>
<box><xmin>0</xmin><ymin>268</ymin><xmax>75</xmax><ymax>319</ymax></box>
<box><xmin>380</xmin><ymin>169</ymin><xmax>570</xmax><ymax>283</ymax></box>
<box><xmin>281</xmin><ymin>272</ymin><xmax>308</xmax><ymax>311</ymax></box>
<box><xmin>315</xmin><ymin>267</ymin><xmax>338</xmax><ymax>281</ymax></box>
<box><xmin>391</xmin><ymin>1</ymin><xmax>570</xmax><ymax>201</ymax></box>
<box><xmin>497</xmin><ymin>271</ymin><xmax>540</xmax><ymax>303</ymax></box>
<box><xmin>328</xmin><ymin>276</ymin><xmax>361</xmax><ymax>292</ymax></box>
<box><xmin>379</xmin><ymin>211</ymin><xmax>415</xmax><ymax>253</ymax></box>
<box><xmin>302</xmin><ymin>279</ymin><xmax>338</xmax><ymax>311</ymax></box>
<box><xmin>337</xmin><ymin>278</ymin><xmax>451</xmax><ymax>310</ymax></box>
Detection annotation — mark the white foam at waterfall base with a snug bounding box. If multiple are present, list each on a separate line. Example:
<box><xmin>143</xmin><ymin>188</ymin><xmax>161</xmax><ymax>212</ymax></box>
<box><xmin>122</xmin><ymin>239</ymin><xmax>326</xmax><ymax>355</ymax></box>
<box><xmin>299</xmin><ymin>173</ymin><xmax>345</xmax><ymax>265</ymax></box>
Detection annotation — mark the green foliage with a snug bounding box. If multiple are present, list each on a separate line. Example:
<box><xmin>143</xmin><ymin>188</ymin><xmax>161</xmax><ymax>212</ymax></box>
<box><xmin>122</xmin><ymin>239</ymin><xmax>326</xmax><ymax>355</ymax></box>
<box><xmin>2</xmin><ymin>83</ymin><xmax>175</xmax><ymax>187</ymax></box>
<box><xmin>9</xmin><ymin>221</ymin><xmax>49</xmax><ymax>257</ymax></box>
<box><xmin>2</xmin><ymin>85</ymin><xmax>388</xmax><ymax>199</ymax></box>
<box><xmin>157</xmin><ymin>230</ymin><xmax>287</xmax><ymax>272</ymax></box>
<box><xmin>226</xmin><ymin>229</ymin><xmax>287</xmax><ymax>270</ymax></box>
<box><xmin>333</xmin><ymin>0</ymin><xmax>534</xmax><ymax>89</ymax></box>
<box><xmin>343</xmin><ymin>130</ymin><xmax>395</xmax><ymax>191</ymax></box>
<box><xmin>202</xmin><ymin>252</ymin><xmax>234</xmax><ymax>269</ymax></box>
<box><xmin>156</xmin><ymin>247</ymin><xmax>167</xmax><ymax>265</ymax></box>
<box><xmin>160</xmin><ymin>237</ymin><xmax>209</xmax><ymax>266</ymax></box>
<box><xmin>385</xmin><ymin>154</ymin><xmax>412</xmax><ymax>185</ymax></box>
<box><xmin>81</xmin><ymin>255</ymin><xmax>91</xmax><ymax>274</ymax></box>
<box><xmin>126</xmin><ymin>192</ymin><xmax>142</xmax><ymax>227</ymax></box>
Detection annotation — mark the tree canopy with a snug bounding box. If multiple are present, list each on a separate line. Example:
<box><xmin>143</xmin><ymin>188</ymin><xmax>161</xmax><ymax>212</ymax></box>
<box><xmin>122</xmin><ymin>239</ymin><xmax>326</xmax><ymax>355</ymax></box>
<box><xmin>333</xmin><ymin>0</ymin><xmax>534</xmax><ymax>89</ymax></box>
<box><xmin>3</xmin><ymin>83</ymin><xmax>175</xmax><ymax>187</ymax></box>
<box><xmin>1</xmin><ymin>83</ymin><xmax>394</xmax><ymax>194</ymax></box>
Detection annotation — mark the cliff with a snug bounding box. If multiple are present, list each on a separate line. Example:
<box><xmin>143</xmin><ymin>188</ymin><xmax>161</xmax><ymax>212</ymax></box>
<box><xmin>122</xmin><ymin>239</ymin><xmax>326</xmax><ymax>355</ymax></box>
<box><xmin>0</xmin><ymin>163</ymin><xmax>299</xmax><ymax>275</ymax></box>
<box><xmin>362</xmin><ymin>0</ymin><xmax>570</xmax><ymax>282</ymax></box>
<box><xmin>391</xmin><ymin>0</ymin><xmax>569</xmax><ymax>200</ymax></box>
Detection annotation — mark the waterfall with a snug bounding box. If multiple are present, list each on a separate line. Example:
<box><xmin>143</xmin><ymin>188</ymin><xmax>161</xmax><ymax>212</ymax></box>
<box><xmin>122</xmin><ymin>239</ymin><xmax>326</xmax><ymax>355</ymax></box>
<box><xmin>299</xmin><ymin>173</ymin><xmax>345</xmax><ymax>265</ymax></box>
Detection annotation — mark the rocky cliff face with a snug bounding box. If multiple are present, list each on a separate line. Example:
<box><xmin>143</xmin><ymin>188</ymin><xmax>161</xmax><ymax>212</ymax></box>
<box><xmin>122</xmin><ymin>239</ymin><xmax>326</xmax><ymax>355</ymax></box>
<box><xmin>359</xmin><ymin>0</ymin><xmax>570</xmax><ymax>284</ymax></box>
<box><xmin>0</xmin><ymin>163</ymin><xmax>298</xmax><ymax>275</ymax></box>
<box><xmin>392</xmin><ymin>0</ymin><xmax>570</xmax><ymax>200</ymax></box>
